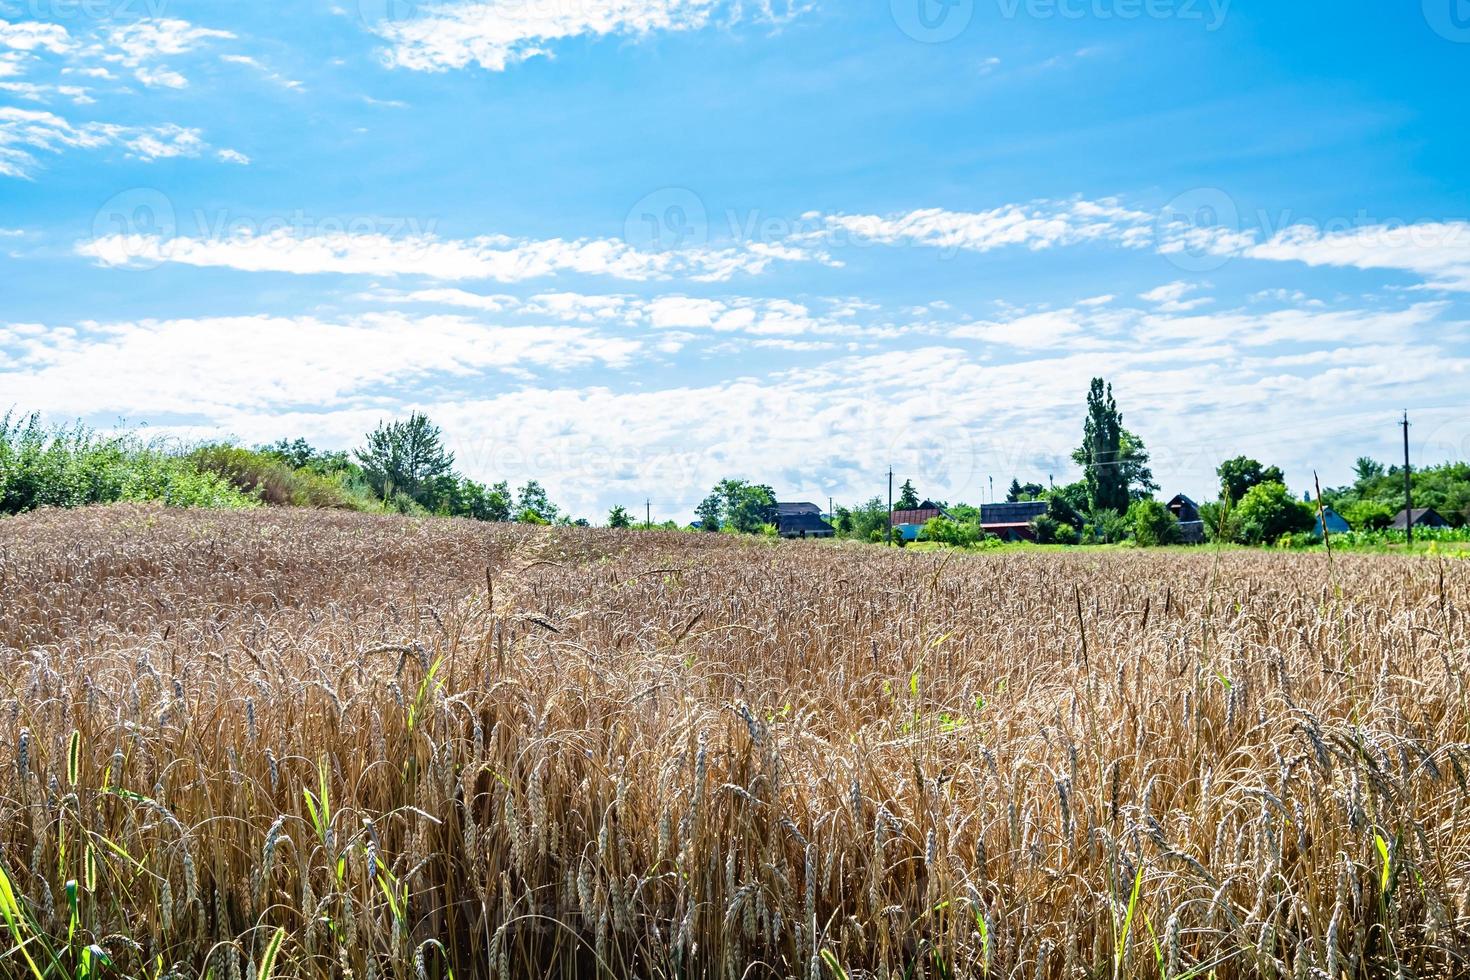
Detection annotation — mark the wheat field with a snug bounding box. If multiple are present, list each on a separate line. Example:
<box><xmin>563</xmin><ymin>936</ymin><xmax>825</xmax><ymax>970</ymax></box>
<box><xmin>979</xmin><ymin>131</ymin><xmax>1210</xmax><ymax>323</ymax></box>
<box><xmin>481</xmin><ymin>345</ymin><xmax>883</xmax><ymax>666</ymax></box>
<box><xmin>1</xmin><ymin>505</ymin><xmax>1467</xmax><ymax>979</ymax></box>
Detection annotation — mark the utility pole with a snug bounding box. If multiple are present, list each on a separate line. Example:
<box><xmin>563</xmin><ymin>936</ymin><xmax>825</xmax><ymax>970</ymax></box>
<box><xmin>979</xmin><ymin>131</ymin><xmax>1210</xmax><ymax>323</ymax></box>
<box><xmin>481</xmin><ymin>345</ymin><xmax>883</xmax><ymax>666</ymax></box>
<box><xmin>646</xmin><ymin>498</ymin><xmax>651</xmax><ymax>529</ymax></box>
<box><xmin>988</xmin><ymin>475</ymin><xmax>994</xmax><ymax>504</ymax></box>
<box><xmin>1401</xmin><ymin>412</ymin><xmax>1413</xmax><ymax>548</ymax></box>
<box><xmin>887</xmin><ymin>467</ymin><xmax>894</xmax><ymax>546</ymax></box>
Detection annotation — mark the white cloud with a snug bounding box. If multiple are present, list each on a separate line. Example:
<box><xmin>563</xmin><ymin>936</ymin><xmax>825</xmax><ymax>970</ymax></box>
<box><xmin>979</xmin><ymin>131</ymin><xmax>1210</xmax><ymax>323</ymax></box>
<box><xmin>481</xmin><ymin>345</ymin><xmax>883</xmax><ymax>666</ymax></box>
<box><xmin>78</xmin><ymin>228</ymin><xmax>827</xmax><ymax>282</ymax></box>
<box><xmin>371</xmin><ymin>0</ymin><xmax>809</xmax><ymax>72</ymax></box>
<box><xmin>1247</xmin><ymin>222</ymin><xmax>1470</xmax><ymax>293</ymax></box>
<box><xmin>216</xmin><ymin>147</ymin><xmax>250</xmax><ymax>165</ymax></box>
<box><xmin>0</xmin><ymin>19</ymin><xmax>73</xmax><ymax>55</ymax></box>
<box><xmin>103</xmin><ymin>19</ymin><xmax>234</xmax><ymax>66</ymax></box>
<box><xmin>0</xmin><ymin>107</ymin><xmax>208</xmax><ymax>177</ymax></box>
<box><xmin>820</xmin><ymin>198</ymin><xmax>1156</xmax><ymax>254</ymax></box>
<box><xmin>0</xmin><ymin>313</ymin><xmax>644</xmax><ymax>416</ymax></box>
<box><xmin>1139</xmin><ymin>280</ymin><xmax>1211</xmax><ymax>312</ymax></box>
<box><xmin>221</xmin><ymin>54</ymin><xmax>303</xmax><ymax>91</ymax></box>
<box><xmin>0</xmin><ymin>81</ymin><xmax>93</xmax><ymax>104</ymax></box>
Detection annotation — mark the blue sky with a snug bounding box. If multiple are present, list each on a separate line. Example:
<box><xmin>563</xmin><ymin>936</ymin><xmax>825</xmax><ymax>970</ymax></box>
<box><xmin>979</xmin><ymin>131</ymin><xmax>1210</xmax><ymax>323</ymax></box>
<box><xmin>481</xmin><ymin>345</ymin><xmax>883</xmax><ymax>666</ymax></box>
<box><xmin>3</xmin><ymin>0</ymin><xmax>1468</xmax><ymax>520</ymax></box>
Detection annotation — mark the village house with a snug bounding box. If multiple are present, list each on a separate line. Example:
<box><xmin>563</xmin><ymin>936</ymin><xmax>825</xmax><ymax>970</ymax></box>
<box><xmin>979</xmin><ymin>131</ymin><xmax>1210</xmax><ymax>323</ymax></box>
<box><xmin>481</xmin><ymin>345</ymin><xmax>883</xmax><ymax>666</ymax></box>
<box><xmin>980</xmin><ymin>501</ymin><xmax>1049</xmax><ymax>541</ymax></box>
<box><xmin>890</xmin><ymin>500</ymin><xmax>947</xmax><ymax>542</ymax></box>
<box><xmin>1167</xmin><ymin>494</ymin><xmax>1206</xmax><ymax>544</ymax></box>
<box><xmin>777</xmin><ymin>501</ymin><xmax>836</xmax><ymax>539</ymax></box>
<box><xmin>1391</xmin><ymin>507</ymin><xmax>1449</xmax><ymax>531</ymax></box>
<box><xmin>1314</xmin><ymin>506</ymin><xmax>1351</xmax><ymax>536</ymax></box>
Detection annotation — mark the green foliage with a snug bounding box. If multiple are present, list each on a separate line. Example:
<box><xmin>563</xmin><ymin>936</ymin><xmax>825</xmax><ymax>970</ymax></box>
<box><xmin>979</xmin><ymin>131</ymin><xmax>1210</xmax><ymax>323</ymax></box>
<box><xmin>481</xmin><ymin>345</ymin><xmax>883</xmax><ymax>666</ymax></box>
<box><xmin>191</xmin><ymin>445</ymin><xmax>375</xmax><ymax>510</ymax></box>
<box><xmin>1072</xmin><ymin>379</ymin><xmax>1157</xmax><ymax>513</ymax></box>
<box><xmin>845</xmin><ymin>497</ymin><xmax>892</xmax><ymax>542</ymax></box>
<box><xmin>1216</xmin><ymin>456</ymin><xmax>1285</xmax><ymax>503</ymax></box>
<box><xmin>1083</xmin><ymin>509</ymin><xmax>1132</xmax><ymax>545</ymax></box>
<box><xmin>1341</xmin><ymin>499</ymin><xmax>1395</xmax><ymax>530</ymax></box>
<box><xmin>608</xmin><ymin>505</ymin><xmax>632</xmax><ymax>529</ymax></box>
<box><xmin>1126</xmin><ymin>498</ymin><xmax>1182</xmax><ymax>547</ymax></box>
<box><xmin>515</xmin><ymin>481</ymin><xmax>560</xmax><ymax>523</ymax></box>
<box><xmin>1054</xmin><ymin>523</ymin><xmax>1081</xmax><ymax>545</ymax></box>
<box><xmin>1007</xmin><ymin>480</ymin><xmax>1046</xmax><ymax>502</ymax></box>
<box><xmin>1030</xmin><ymin>514</ymin><xmax>1060</xmax><ymax>544</ymax></box>
<box><xmin>698</xmin><ymin>479</ymin><xmax>778</xmax><ymax>534</ymax></box>
<box><xmin>356</xmin><ymin>413</ymin><xmax>455</xmax><ymax>508</ymax></box>
<box><xmin>896</xmin><ymin>479</ymin><xmax>920</xmax><ymax>510</ymax></box>
<box><xmin>921</xmin><ymin>516</ymin><xmax>982</xmax><ymax>547</ymax></box>
<box><xmin>0</xmin><ymin>414</ymin><xmax>257</xmax><ymax>515</ymax></box>
<box><xmin>1325</xmin><ymin>459</ymin><xmax>1470</xmax><ymax>527</ymax></box>
<box><xmin>1233</xmin><ymin>481</ymin><xmax>1316</xmax><ymax>544</ymax></box>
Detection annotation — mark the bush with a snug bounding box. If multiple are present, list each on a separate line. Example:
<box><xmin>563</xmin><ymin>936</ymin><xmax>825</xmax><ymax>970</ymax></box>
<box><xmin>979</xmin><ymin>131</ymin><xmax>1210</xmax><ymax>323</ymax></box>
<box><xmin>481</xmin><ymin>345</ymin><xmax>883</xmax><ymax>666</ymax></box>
<box><xmin>1054</xmin><ymin>523</ymin><xmax>1081</xmax><ymax>545</ymax></box>
<box><xmin>0</xmin><ymin>414</ymin><xmax>256</xmax><ymax>515</ymax></box>
<box><xmin>1031</xmin><ymin>514</ymin><xmax>1060</xmax><ymax>544</ymax></box>
<box><xmin>190</xmin><ymin>445</ymin><xmax>372</xmax><ymax>510</ymax></box>
<box><xmin>922</xmin><ymin>516</ymin><xmax>981</xmax><ymax>547</ymax></box>
<box><xmin>1234</xmin><ymin>481</ymin><xmax>1316</xmax><ymax>545</ymax></box>
<box><xmin>1127</xmin><ymin>498</ymin><xmax>1182</xmax><ymax>547</ymax></box>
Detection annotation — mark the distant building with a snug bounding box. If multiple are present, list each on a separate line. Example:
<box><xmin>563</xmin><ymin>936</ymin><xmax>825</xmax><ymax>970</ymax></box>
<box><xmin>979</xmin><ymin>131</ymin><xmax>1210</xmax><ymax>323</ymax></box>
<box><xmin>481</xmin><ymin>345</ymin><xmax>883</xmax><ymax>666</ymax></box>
<box><xmin>1167</xmin><ymin>494</ymin><xmax>1206</xmax><ymax>544</ymax></box>
<box><xmin>980</xmin><ymin>500</ymin><xmax>1049</xmax><ymax>541</ymax></box>
<box><xmin>891</xmin><ymin>500</ymin><xmax>947</xmax><ymax>542</ymax></box>
<box><xmin>777</xmin><ymin>501</ymin><xmax>835</xmax><ymax>539</ymax></box>
<box><xmin>1391</xmin><ymin>507</ymin><xmax>1449</xmax><ymax>531</ymax></box>
<box><xmin>1313</xmin><ymin>507</ymin><xmax>1351</xmax><ymax>536</ymax></box>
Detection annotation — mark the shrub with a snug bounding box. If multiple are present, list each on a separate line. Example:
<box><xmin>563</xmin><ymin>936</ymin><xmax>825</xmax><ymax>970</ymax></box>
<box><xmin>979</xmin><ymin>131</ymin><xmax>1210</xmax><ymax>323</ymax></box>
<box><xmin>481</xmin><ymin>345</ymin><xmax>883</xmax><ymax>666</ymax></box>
<box><xmin>1127</xmin><ymin>498</ymin><xmax>1182</xmax><ymax>547</ymax></box>
<box><xmin>1234</xmin><ymin>481</ymin><xmax>1315</xmax><ymax>545</ymax></box>
<box><xmin>922</xmin><ymin>516</ymin><xmax>981</xmax><ymax>547</ymax></box>
<box><xmin>1031</xmin><ymin>514</ymin><xmax>1060</xmax><ymax>544</ymax></box>
<box><xmin>190</xmin><ymin>445</ymin><xmax>371</xmax><ymax>510</ymax></box>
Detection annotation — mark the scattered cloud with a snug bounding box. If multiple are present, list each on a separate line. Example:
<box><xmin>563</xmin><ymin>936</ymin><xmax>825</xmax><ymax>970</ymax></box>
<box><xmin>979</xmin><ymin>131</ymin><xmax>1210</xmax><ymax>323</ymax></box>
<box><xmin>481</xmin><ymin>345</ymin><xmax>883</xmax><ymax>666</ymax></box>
<box><xmin>0</xmin><ymin>107</ymin><xmax>209</xmax><ymax>177</ymax></box>
<box><xmin>78</xmin><ymin>228</ymin><xmax>831</xmax><ymax>282</ymax></box>
<box><xmin>1139</xmin><ymin>280</ymin><xmax>1211</xmax><ymax>312</ymax></box>
<box><xmin>367</xmin><ymin>0</ymin><xmax>811</xmax><ymax>73</ymax></box>
<box><xmin>1247</xmin><ymin>222</ymin><xmax>1470</xmax><ymax>293</ymax></box>
<box><xmin>819</xmin><ymin>198</ymin><xmax>1156</xmax><ymax>254</ymax></box>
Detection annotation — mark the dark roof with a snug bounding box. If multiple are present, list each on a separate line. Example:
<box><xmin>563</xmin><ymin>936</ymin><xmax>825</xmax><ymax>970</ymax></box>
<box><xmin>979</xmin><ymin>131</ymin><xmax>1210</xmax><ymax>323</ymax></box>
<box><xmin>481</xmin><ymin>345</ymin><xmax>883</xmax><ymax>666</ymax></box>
<box><xmin>892</xmin><ymin>506</ymin><xmax>945</xmax><ymax>526</ymax></box>
<box><xmin>1391</xmin><ymin>507</ymin><xmax>1448</xmax><ymax>529</ymax></box>
<box><xmin>1167</xmin><ymin>494</ymin><xmax>1201</xmax><ymax>521</ymax></box>
<box><xmin>981</xmin><ymin>501</ymin><xmax>1048</xmax><ymax>525</ymax></box>
<box><xmin>778</xmin><ymin>501</ymin><xmax>822</xmax><ymax>517</ymax></box>
<box><xmin>778</xmin><ymin>512</ymin><xmax>835</xmax><ymax>535</ymax></box>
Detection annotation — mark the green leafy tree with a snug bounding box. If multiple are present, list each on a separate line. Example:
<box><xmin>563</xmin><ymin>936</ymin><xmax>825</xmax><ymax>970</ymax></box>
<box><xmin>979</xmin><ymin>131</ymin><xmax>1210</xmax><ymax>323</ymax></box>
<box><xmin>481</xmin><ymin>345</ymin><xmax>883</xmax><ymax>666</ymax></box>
<box><xmin>695</xmin><ymin>493</ymin><xmax>723</xmax><ymax>532</ymax></box>
<box><xmin>1216</xmin><ymin>456</ymin><xmax>1285</xmax><ymax>504</ymax></box>
<box><xmin>833</xmin><ymin>505</ymin><xmax>854</xmax><ymax>534</ymax></box>
<box><xmin>1073</xmin><ymin>379</ymin><xmax>1128</xmax><ymax>513</ymax></box>
<box><xmin>356</xmin><ymin>413</ymin><xmax>455</xmax><ymax>507</ymax></box>
<box><xmin>922</xmin><ymin>516</ymin><xmax>981</xmax><ymax>547</ymax></box>
<box><xmin>1234</xmin><ymin>481</ymin><xmax>1315</xmax><ymax>544</ymax></box>
<box><xmin>896</xmin><ymin>479</ymin><xmax>920</xmax><ymax>510</ymax></box>
<box><xmin>1353</xmin><ymin>457</ymin><xmax>1386</xmax><ymax>482</ymax></box>
<box><xmin>1006</xmin><ymin>479</ymin><xmax>1025</xmax><ymax>503</ymax></box>
<box><xmin>847</xmin><ymin>497</ymin><xmax>891</xmax><ymax>541</ymax></box>
<box><xmin>1031</xmin><ymin>514</ymin><xmax>1060</xmax><ymax>544</ymax></box>
<box><xmin>608</xmin><ymin>505</ymin><xmax>632</xmax><ymax>529</ymax></box>
<box><xmin>1046</xmin><ymin>483</ymin><xmax>1086</xmax><ymax>529</ymax></box>
<box><xmin>515</xmin><ymin>480</ymin><xmax>559</xmax><ymax>523</ymax></box>
<box><xmin>1127</xmin><ymin>498</ymin><xmax>1182</xmax><ymax>547</ymax></box>
<box><xmin>1118</xmin><ymin>430</ymin><xmax>1159</xmax><ymax>501</ymax></box>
